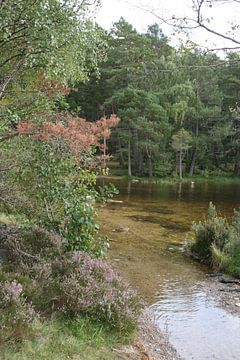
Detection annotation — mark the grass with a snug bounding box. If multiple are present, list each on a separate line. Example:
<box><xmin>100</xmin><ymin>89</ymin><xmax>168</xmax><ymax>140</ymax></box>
<box><xmin>1</xmin><ymin>315</ymin><xmax>131</xmax><ymax>360</ymax></box>
<box><xmin>107</xmin><ymin>162</ymin><xmax>240</xmax><ymax>183</ymax></box>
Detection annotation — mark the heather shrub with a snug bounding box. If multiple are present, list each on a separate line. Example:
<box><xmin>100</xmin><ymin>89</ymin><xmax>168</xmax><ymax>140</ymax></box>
<box><xmin>1</xmin><ymin>223</ymin><xmax>140</xmax><ymax>333</ymax></box>
<box><xmin>54</xmin><ymin>252</ymin><xmax>141</xmax><ymax>331</ymax></box>
<box><xmin>0</xmin><ymin>279</ymin><xmax>38</xmax><ymax>344</ymax></box>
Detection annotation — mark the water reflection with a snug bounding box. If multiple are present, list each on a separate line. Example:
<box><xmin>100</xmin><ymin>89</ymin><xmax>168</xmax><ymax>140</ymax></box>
<box><xmin>99</xmin><ymin>179</ymin><xmax>240</xmax><ymax>360</ymax></box>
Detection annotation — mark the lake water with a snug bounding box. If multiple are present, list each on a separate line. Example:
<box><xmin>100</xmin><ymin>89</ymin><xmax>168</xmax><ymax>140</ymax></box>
<box><xmin>99</xmin><ymin>179</ymin><xmax>240</xmax><ymax>360</ymax></box>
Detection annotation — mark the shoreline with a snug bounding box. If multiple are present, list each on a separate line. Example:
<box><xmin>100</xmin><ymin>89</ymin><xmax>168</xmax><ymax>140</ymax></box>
<box><xmin>117</xmin><ymin>311</ymin><xmax>181</xmax><ymax>360</ymax></box>
<box><xmin>98</xmin><ymin>173</ymin><xmax>240</xmax><ymax>185</ymax></box>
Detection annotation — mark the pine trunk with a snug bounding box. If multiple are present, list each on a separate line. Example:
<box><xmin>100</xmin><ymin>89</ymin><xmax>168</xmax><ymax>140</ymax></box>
<box><xmin>128</xmin><ymin>134</ymin><xmax>132</xmax><ymax>177</ymax></box>
<box><xmin>189</xmin><ymin>150</ymin><xmax>196</xmax><ymax>176</ymax></box>
<box><xmin>179</xmin><ymin>151</ymin><xmax>182</xmax><ymax>180</ymax></box>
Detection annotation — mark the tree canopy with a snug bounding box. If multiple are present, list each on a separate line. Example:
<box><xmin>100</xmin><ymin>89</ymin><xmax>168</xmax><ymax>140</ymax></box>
<box><xmin>66</xmin><ymin>18</ymin><xmax>240</xmax><ymax>177</ymax></box>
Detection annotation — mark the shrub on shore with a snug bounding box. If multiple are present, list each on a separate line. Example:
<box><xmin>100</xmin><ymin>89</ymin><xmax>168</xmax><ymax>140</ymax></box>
<box><xmin>189</xmin><ymin>203</ymin><xmax>240</xmax><ymax>277</ymax></box>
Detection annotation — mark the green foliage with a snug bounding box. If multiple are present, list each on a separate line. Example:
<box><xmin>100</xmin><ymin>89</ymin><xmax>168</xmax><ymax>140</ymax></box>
<box><xmin>171</xmin><ymin>128</ymin><xmax>192</xmax><ymax>152</ymax></box>
<box><xmin>191</xmin><ymin>202</ymin><xmax>229</xmax><ymax>258</ymax></box>
<box><xmin>0</xmin><ymin>0</ymin><xmax>106</xmax><ymax>138</ymax></box>
<box><xmin>190</xmin><ymin>203</ymin><xmax>240</xmax><ymax>277</ymax></box>
<box><xmin>3</xmin><ymin>138</ymin><xmax>109</xmax><ymax>255</ymax></box>
<box><xmin>0</xmin><ymin>0</ymin><xmax>105</xmax><ymax>86</ymax></box>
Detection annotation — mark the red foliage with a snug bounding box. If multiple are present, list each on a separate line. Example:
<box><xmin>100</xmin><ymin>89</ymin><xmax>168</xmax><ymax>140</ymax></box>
<box><xmin>17</xmin><ymin>113</ymin><xmax>120</xmax><ymax>164</ymax></box>
<box><xmin>17</xmin><ymin>121</ymin><xmax>34</xmax><ymax>135</ymax></box>
<box><xmin>34</xmin><ymin>71</ymin><xmax>70</xmax><ymax>99</ymax></box>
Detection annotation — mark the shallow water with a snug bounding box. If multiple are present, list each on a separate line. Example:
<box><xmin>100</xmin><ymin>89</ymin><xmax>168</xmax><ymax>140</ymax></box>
<box><xmin>99</xmin><ymin>179</ymin><xmax>240</xmax><ymax>360</ymax></box>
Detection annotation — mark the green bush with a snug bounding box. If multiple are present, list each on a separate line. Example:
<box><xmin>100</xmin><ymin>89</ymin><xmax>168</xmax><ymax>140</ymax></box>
<box><xmin>190</xmin><ymin>203</ymin><xmax>240</xmax><ymax>277</ymax></box>
<box><xmin>3</xmin><ymin>140</ymin><xmax>113</xmax><ymax>256</ymax></box>
<box><xmin>190</xmin><ymin>202</ymin><xmax>229</xmax><ymax>258</ymax></box>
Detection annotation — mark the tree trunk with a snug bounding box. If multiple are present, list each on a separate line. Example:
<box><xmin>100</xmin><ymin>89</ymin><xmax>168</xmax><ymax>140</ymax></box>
<box><xmin>133</xmin><ymin>129</ymin><xmax>138</xmax><ymax>172</ymax></box>
<box><xmin>147</xmin><ymin>157</ymin><xmax>153</xmax><ymax>177</ymax></box>
<box><xmin>189</xmin><ymin>119</ymin><xmax>198</xmax><ymax>176</ymax></box>
<box><xmin>128</xmin><ymin>132</ymin><xmax>132</xmax><ymax>177</ymax></box>
<box><xmin>234</xmin><ymin>148</ymin><xmax>240</xmax><ymax>175</ymax></box>
<box><xmin>137</xmin><ymin>153</ymin><xmax>143</xmax><ymax>176</ymax></box>
<box><xmin>117</xmin><ymin>133</ymin><xmax>125</xmax><ymax>166</ymax></box>
<box><xmin>179</xmin><ymin>151</ymin><xmax>182</xmax><ymax>180</ymax></box>
<box><xmin>103</xmin><ymin>137</ymin><xmax>106</xmax><ymax>168</ymax></box>
<box><xmin>189</xmin><ymin>150</ymin><xmax>196</xmax><ymax>176</ymax></box>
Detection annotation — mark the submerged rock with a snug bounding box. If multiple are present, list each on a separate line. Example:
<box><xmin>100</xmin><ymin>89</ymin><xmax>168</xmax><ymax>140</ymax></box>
<box><xmin>113</xmin><ymin>227</ymin><xmax>129</xmax><ymax>233</ymax></box>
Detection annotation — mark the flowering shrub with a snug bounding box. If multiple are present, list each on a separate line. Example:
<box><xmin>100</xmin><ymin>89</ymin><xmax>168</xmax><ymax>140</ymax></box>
<box><xmin>54</xmin><ymin>252</ymin><xmax>141</xmax><ymax>331</ymax></box>
<box><xmin>1</xmin><ymin>279</ymin><xmax>23</xmax><ymax>302</ymax></box>
<box><xmin>0</xmin><ymin>280</ymin><xmax>37</xmax><ymax>343</ymax></box>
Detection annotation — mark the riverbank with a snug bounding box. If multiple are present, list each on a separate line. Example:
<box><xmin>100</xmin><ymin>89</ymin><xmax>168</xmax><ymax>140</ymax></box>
<box><xmin>206</xmin><ymin>274</ymin><xmax>240</xmax><ymax>315</ymax></box>
<box><xmin>118</xmin><ymin>311</ymin><xmax>181</xmax><ymax>360</ymax></box>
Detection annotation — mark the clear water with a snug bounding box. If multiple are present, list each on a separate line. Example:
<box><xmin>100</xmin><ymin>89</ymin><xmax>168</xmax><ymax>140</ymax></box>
<box><xmin>99</xmin><ymin>179</ymin><xmax>240</xmax><ymax>360</ymax></box>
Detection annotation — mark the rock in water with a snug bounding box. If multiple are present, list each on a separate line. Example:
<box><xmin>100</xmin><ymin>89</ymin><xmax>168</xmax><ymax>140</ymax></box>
<box><xmin>113</xmin><ymin>227</ymin><xmax>129</xmax><ymax>233</ymax></box>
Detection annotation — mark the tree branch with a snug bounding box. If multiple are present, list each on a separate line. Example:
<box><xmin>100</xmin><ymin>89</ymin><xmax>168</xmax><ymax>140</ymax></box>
<box><xmin>128</xmin><ymin>0</ymin><xmax>240</xmax><ymax>51</ymax></box>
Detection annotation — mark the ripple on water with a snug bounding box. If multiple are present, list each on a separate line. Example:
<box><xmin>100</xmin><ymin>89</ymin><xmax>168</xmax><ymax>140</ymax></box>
<box><xmin>151</xmin><ymin>283</ymin><xmax>240</xmax><ymax>360</ymax></box>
